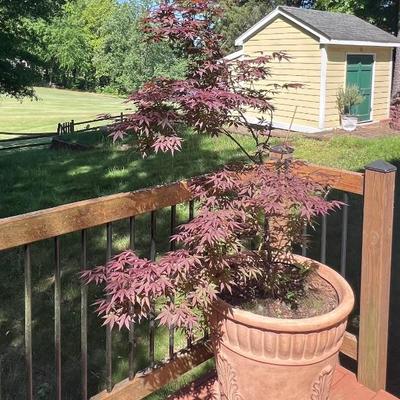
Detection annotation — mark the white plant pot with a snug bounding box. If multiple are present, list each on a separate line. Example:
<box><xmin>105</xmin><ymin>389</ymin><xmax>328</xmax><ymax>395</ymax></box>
<box><xmin>341</xmin><ymin>115</ymin><xmax>358</xmax><ymax>132</ymax></box>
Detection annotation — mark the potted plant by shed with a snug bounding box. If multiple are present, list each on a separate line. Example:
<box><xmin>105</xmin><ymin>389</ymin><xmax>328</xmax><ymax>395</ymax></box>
<box><xmin>337</xmin><ymin>85</ymin><xmax>364</xmax><ymax>132</ymax></box>
<box><xmin>81</xmin><ymin>1</ymin><xmax>354</xmax><ymax>399</ymax></box>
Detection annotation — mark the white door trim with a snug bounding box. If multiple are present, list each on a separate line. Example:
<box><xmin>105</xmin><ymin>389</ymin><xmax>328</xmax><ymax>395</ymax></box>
<box><xmin>388</xmin><ymin>49</ymin><xmax>394</xmax><ymax>118</ymax></box>
<box><xmin>319</xmin><ymin>45</ymin><xmax>328</xmax><ymax>130</ymax></box>
<box><xmin>345</xmin><ymin>52</ymin><xmax>376</xmax><ymax>122</ymax></box>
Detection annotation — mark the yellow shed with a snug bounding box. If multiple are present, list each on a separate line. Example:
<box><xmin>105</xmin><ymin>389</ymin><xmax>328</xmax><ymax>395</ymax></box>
<box><xmin>231</xmin><ymin>6</ymin><xmax>400</xmax><ymax>133</ymax></box>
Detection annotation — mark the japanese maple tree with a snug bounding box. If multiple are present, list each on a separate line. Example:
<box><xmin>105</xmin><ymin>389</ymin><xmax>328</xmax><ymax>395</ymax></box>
<box><xmin>82</xmin><ymin>0</ymin><xmax>341</xmax><ymax>334</ymax></box>
<box><xmin>110</xmin><ymin>0</ymin><xmax>299</xmax><ymax>163</ymax></box>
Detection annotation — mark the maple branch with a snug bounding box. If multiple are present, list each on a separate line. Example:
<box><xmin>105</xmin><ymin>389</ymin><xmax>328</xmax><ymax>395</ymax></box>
<box><xmin>222</xmin><ymin>128</ymin><xmax>258</xmax><ymax>164</ymax></box>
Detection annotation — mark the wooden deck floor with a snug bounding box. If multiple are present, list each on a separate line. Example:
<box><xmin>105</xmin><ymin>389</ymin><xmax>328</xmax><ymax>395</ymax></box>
<box><xmin>168</xmin><ymin>366</ymin><xmax>398</xmax><ymax>400</ymax></box>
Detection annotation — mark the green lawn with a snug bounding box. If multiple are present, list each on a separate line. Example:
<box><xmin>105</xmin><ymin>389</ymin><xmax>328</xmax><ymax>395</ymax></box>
<box><xmin>0</xmin><ymin>132</ymin><xmax>254</xmax><ymax>400</ymax></box>
<box><xmin>0</xmin><ymin>87</ymin><xmax>126</xmax><ymax>139</ymax></box>
<box><xmin>1</xmin><ymin>132</ymin><xmax>400</xmax><ymax>399</ymax></box>
<box><xmin>2</xmin><ymin>132</ymin><xmax>400</xmax><ymax>218</ymax></box>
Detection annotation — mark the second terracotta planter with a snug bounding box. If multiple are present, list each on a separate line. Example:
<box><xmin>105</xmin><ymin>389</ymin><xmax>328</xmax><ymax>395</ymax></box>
<box><xmin>210</xmin><ymin>255</ymin><xmax>354</xmax><ymax>400</ymax></box>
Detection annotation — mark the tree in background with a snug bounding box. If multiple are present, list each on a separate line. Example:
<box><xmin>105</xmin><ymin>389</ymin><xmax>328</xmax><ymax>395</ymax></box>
<box><xmin>94</xmin><ymin>0</ymin><xmax>187</xmax><ymax>94</ymax></box>
<box><xmin>314</xmin><ymin>0</ymin><xmax>398</xmax><ymax>34</ymax></box>
<box><xmin>33</xmin><ymin>0</ymin><xmax>116</xmax><ymax>90</ymax></box>
<box><xmin>389</xmin><ymin>0</ymin><xmax>400</xmax><ymax>97</ymax></box>
<box><xmin>217</xmin><ymin>0</ymin><xmax>279</xmax><ymax>54</ymax></box>
<box><xmin>30</xmin><ymin>0</ymin><xmax>187</xmax><ymax>93</ymax></box>
<box><xmin>0</xmin><ymin>0</ymin><xmax>64</xmax><ymax>98</ymax></box>
<box><xmin>313</xmin><ymin>0</ymin><xmax>400</xmax><ymax>98</ymax></box>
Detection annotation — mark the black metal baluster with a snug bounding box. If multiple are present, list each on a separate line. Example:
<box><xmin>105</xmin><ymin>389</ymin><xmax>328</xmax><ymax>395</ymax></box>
<box><xmin>169</xmin><ymin>206</ymin><xmax>176</xmax><ymax>359</ymax></box>
<box><xmin>187</xmin><ymin>202</ymin><xmax>194</xmax><ymax>348</ymax></box>
<box><xmin>320</xmin><ymin>215</ymin><xmax>327</xmax><ymax>264</ymax></box>
<box><xmin>129</xmin><ymin>217</ymin><xmax>136</xmax><ymax>251</ymax></box>
<box><xmin>149</xmin><ymin>212</ymin><xmax>156</xmax><ymax>367</ymax></box>
<box><xmin>54</xmin><ymin>237</ymin><xmax>62</xmax><ymax>400</ymax></box>
<box><xmin>189</xmin><ymin>200</ymin><xmax>194</xmax><ymax>221</ymax></box>
<box><xmin>106</xmin><ymin>223</ymin><xmax>113</xmax><ymax>392</ymax></box>
<box><xmin>340</xmin><ymin>193</ymin><xmax>349</xmax><ymax>277</ymax></box>
<box><xmin>170</xmin><ymin>207</ymin><xmax>176</xmax><ymax>252</ymax></box>
<box><xmin>24</xmin><ymin>244</ymin><xmax>33</xmax><ymax>400</ymax></box>
<box><xmin>150</xmin><ymin>211</ymin><xmax>156</xmax><ymax>259</ymax></box>
<box><xmin>128</xmin><ymin>217</ymin><xmax>137</xmax><ymax>380</ymax></box>
<box><xmin>128</xmin><ymin>317</ymin><xmax>137</xmax><ymax>381</ymax></box>
<box><xmin>301</xmin><ymin>224</ymin><xmax>307</xmax><ymax>257</ymax></box>
<box><xmin>0</xmin><ymin>355</ymin><xmax>2</xmax><ymax>400</ymax></box>
<box><xmin>81</xmin><ymin>231</ymin><xmax>88</xmax><ymax>400</ymax></box>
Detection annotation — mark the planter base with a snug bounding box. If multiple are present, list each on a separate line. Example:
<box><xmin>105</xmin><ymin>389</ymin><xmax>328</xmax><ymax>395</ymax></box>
<box><xmin>210</xmin><ymin>256</ymin><xmax>354</xmax><ymax>400</ymax></box>
<box><xmin>168</xmin><ymin>366</ymin><xmax>383</xmax><ymax>400</ymax></box>
<box><xmin>215</xmin><ymin>343</ymin><xmax>337</xmax><ymax>400</ymax></box>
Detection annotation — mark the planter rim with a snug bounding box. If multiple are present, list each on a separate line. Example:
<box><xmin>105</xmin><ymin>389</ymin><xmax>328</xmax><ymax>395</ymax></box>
<box><xmin>341</xmin><ymin>114</ymin><xmax>358</xmax><ymax>119</ymax></box>
<box><xmin>270</xmin><ymin>144</ymin><xmax>295</xmax><ymax>154</ymax></box>
<box><xmin>212</xmin><ymin>254</ymin><xmax>354</xmax><ymax>333</ymax></box>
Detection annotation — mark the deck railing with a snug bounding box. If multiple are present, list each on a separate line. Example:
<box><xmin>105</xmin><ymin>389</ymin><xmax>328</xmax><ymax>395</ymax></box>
<box><xmin>0</xmin><ymin>160</ymin><xmax>396</xmax><ymax>399</ymax></box>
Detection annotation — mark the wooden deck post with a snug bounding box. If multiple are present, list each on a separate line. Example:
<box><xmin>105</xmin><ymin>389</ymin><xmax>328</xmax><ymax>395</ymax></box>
<box><xmin>358</xmin><ymin>160</ymin><xmax>396</xmax><ymax>391</ymax></box>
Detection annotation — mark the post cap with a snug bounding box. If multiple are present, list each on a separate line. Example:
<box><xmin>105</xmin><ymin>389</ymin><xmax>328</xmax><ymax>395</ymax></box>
<box><xmin>365</xmin><ymin>160</ymin><xmax>397</xmax><ymax>173</ymax></box>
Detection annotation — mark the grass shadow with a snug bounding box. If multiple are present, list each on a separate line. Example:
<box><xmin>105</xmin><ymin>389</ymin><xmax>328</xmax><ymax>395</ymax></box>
<box><xmin>1</xmin><ymin>134</ymin><xmax>400</xmax><ymax>397</ymax></box>
<box><xmin>0</xmin><ymin>132</ymin><xmax>253</xmax><ymax>399</ymax></box>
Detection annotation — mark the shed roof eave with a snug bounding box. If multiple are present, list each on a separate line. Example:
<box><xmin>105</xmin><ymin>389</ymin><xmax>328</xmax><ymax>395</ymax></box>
<box><xmin>223</xmin><ymin>49</ymin><xmax>244</xmax><ymax>61</ymax></box>
<box><xmin>235</xmin><ymin>7</ymin><xmax>400</xmax><ymax>48</ymax></box>
<box><xmin>323</xmin><ymin>39</ymin><xmax>400</xmax><ymax>48</ymax></box>
<box><xmin>235</xmin><ymin>8</ymin><xmax>327</xmax><ymax>47</ymax></box>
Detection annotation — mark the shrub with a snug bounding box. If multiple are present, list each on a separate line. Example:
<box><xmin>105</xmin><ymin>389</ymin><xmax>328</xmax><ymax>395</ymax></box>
<box><xmin>82</xmin><ymin>161</ymin><xmax>341</xmax><ymax>333</ymax></box>
<box><xmin>336</xmin><ymin>85</ymin><xmax>364</xmax><ymax>115</ymax></box>
<box><xmin>82</xmin><ymin>0</ymin><xmax>341</xmax><ymax>336</ymax></box>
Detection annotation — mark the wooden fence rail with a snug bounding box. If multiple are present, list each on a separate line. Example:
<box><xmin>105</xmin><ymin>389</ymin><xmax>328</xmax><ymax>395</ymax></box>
<box><xmin>0</xmin><ymin>160</ymin><xmax>396</xmax><ymax>399</ymax></box>
<box><xmin>57</xmin><ymin>113</ymin><xmax>125</xmax><ymax>135</ymax></box>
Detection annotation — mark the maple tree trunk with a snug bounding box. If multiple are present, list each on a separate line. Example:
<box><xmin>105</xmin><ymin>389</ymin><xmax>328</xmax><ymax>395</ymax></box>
<box><xmin>392</xmin><ymin>0</ymin><xmax>400</xmax><ymax>98</ymax></box>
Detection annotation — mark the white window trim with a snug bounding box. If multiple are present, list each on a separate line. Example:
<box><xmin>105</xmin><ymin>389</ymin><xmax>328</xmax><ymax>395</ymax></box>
<box><xmin>319</xmin><ymin>45</ymin><xmax>328</xmax><ymax>129</ymax></box>
<box><xmin>345</xmin><ymin>52</ymin><xmax>376</xmax><ymax>123</ymax></box>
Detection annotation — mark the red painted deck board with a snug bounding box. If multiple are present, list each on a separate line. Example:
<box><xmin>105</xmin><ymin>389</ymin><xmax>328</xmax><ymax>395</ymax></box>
<box><xmin>373</xmin><ymin>391</ymin><xmax>399</xmax><ymax>400</ymax></box>
<box><xmin>168</xmin><ymin>366</ymin><xmax>398</xmax><ymax>400</ymax></box>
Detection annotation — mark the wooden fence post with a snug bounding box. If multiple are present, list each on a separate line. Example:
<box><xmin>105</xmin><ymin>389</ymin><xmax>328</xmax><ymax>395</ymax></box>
<box><xmin>71</xmin><ymin>120</ymin><xmax>75</xmax><ymax>134</ymax></box>
<box><xmin>358</xmin><ymin>160</ymin><xmax>396</xmax><ymax>391</ymax></box>
<box><xmin>120</xmin><ymin>112</ymin><xmax>124</xmax><ymax>122</ymax></box>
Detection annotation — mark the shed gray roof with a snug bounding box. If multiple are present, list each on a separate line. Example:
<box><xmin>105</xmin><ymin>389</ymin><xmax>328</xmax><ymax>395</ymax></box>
<box><xmin>235</xmin><ymin>6</ymin><xmax>400</xmax><ymax>46</ymax></box>
<box><xmin>278</xmin><ymin>6</ymin><xmax>400</xmax><ymax>44</ymax></box>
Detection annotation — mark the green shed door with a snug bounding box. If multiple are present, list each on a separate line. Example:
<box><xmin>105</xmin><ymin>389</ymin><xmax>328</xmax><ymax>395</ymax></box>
<box><xmin>346</xmin><ymin>54</ymin><xmax>374</xmax><ymax>122</ymax></box>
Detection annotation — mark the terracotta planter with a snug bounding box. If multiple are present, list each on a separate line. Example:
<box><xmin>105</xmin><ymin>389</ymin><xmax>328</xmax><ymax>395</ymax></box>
<box><xmin>210</xmin><ymin>255</ymin><xmax>354</xmax><ymax>400</ymax></box>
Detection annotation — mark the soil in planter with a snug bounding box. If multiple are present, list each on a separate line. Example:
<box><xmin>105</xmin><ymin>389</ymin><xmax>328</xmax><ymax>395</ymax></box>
<box><xmin>223</xmin><ymin>272</ymin><xmax>339</xmax><ymax>319</ymax></box>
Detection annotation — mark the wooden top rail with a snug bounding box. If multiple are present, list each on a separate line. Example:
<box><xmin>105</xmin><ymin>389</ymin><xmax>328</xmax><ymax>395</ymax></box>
<box><xmin>0</xmin><ymin>162</ymin><xmax>364</xmax><ymax>251</ymax></box>
<box><xmin>292</xmin><ymin>163</ymin><xmax>364</xmax><ymax>196</ymax></box>
<box><xmin>91</xmin><ymin>340</ymin><xmax>213</xmax><ymax>400</ymax></box>
<box><xmin>0</xmin><ymin>181</ymin><xmax>193</xmax><ymax>251</ymax></box>
<box><xmin>73</xmin><ymin>114</ymin><xmax>123</xmax><ymax>126</ymax></box>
